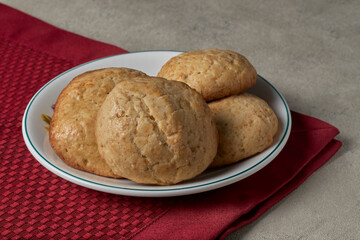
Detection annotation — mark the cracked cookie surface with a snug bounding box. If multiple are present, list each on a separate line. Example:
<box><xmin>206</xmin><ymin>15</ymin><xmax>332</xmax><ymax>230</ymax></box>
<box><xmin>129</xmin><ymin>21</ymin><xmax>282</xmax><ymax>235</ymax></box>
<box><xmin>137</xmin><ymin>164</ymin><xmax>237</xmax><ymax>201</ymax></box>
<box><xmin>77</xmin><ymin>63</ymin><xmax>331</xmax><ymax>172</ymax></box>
<box><xmin>49</xmin><ymin>68</ymin><xmax>147</xmax><ymax>178</ymax></box>
<box><xmin>157</xmin><ymin>49</ymin><xmax>257</xmax><ymax>101</ymax></box>
<box><xmin>208</xmin><ymin>93</ymin><xmax>278</xmax><ymax>167</ymax></box>
<box><xmin>95</xmin><ymin>77</ymin><xmax>218</xmax><ymax>185</ymax></box>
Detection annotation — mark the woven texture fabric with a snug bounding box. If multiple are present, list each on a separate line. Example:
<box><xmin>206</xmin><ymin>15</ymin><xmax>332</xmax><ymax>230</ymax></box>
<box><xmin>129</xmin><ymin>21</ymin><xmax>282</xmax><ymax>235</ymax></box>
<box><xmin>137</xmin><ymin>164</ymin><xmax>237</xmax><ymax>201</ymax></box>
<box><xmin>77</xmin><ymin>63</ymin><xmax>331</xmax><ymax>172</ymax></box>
<box><xmin>0</xmin><ymin>35</ymin><xmax>172</xmax><ymax>240</ymax></box>
<box><xmin>0</xmin><ymin>3</ymin><xmax>342</xmax><ymax>240</ymax></box>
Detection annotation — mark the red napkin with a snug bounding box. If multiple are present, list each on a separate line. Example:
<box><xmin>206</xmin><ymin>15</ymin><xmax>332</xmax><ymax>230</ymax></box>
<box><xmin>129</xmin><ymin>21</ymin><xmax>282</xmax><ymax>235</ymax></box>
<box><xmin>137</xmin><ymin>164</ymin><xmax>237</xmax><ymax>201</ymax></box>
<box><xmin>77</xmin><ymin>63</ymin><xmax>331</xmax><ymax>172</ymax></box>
<box><xmin>0</xmin><ymin>3</ymin><xmax>342</xmax><ymax>240</ymax></box>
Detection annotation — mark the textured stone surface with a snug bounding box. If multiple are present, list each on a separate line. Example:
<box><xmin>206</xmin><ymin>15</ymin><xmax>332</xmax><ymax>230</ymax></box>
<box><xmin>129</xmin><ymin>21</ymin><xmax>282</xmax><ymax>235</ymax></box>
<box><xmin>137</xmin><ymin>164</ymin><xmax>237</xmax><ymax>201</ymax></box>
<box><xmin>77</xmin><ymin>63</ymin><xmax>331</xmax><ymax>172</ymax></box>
<box><xmin>1</xmin><ymin>0</ymin><xmax>358</xmax><ymax>238</ymax></box>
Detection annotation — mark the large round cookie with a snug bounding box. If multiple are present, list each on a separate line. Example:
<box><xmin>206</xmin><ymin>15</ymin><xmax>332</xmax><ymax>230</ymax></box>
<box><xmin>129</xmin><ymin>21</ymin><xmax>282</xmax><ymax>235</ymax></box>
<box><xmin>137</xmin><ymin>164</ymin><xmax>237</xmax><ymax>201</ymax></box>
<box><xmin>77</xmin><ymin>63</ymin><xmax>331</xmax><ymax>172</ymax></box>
<box><xmin>157</xmin><ymin>49</ymin><xmax>257</xmax><ymax>101</ymax></box>
<box><xmin>208</xmin><ymin>93</ymin><xmax>278</xmax><ymax>167</ymax></box>
<box><xmin>95</xmin><ymin>77</ymin><xmax>218</xmax><ymax>185</ymax></box>
<box><xmin>49</xmin><ymin>68</ymin><xmax>147</xmax><ymax>178</ymax></box>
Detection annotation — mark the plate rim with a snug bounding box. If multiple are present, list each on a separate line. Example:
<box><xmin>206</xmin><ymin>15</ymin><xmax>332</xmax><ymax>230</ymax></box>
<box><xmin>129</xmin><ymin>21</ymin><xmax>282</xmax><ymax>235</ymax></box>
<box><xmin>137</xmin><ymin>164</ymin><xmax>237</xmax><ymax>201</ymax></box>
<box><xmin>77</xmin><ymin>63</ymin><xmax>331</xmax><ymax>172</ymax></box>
<box><xmin>22</xmin><ymin>50</ymin><xmax>291</xmax><ymax>195</ymax></box>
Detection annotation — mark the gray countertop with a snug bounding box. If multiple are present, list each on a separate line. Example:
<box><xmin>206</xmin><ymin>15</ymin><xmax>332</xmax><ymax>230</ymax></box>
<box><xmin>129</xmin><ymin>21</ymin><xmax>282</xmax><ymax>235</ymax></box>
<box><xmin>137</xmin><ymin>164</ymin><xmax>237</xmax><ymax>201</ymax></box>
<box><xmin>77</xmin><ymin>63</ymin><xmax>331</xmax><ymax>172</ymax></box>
<box><xmin>2</xmin><ymin>0</ymin><xmax>359</xmax><ymax>239</ymax></box>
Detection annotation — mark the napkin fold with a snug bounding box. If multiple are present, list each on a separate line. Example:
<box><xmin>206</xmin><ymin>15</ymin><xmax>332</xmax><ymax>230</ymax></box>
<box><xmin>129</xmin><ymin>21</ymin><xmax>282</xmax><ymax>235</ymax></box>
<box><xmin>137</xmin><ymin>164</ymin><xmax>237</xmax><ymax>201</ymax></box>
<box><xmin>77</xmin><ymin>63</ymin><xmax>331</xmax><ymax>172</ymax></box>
<box><xmin>0</xmin><ymin>3</ymin><xmax>127</xmax><ymax>66</ymax></box>
<box><xmin>0</xmin><ymin>3</ymin><xmax>342</xmax><ymax>240</ymax></box>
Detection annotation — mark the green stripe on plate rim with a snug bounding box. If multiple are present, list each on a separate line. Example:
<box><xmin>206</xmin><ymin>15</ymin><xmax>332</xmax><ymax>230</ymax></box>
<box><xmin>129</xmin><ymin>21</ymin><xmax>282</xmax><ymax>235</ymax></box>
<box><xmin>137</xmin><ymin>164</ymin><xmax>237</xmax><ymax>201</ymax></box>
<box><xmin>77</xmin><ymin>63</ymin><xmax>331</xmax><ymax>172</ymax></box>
<box><xmin>24</xmin><ymin>51</ymin><xmax>290</xmax><ymax>192</ymax></box>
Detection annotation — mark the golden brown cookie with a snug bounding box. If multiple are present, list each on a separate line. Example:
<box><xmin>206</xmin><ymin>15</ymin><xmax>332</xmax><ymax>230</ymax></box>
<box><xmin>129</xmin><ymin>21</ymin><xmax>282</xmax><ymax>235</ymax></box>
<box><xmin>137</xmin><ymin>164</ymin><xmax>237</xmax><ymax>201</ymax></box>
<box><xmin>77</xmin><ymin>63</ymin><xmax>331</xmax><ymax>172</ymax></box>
<box><xmin>95</xmin><ymin>76</ymin><xmax>218</xmax><ymax>185</ymax></box>
<box><xmin>49</xmin><ymin>68</ymin><xmax>147</xmax><ymax>178</ymax></box>
<box><xmin>157</xmin><ymin>49</ymin><xmax>257</xmax><ymax>101</ymax></box>
<box><xmin>208</xmin><ymin>93</ymin><xmax>278</xmax><ymax>167</ymax></box>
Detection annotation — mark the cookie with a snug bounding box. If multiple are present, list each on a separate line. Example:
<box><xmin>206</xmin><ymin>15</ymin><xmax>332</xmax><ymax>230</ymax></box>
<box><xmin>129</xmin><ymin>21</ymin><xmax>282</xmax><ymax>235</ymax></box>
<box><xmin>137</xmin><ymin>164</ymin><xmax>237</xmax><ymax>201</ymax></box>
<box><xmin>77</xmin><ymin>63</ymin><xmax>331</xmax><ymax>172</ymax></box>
<box><xmin>208</xmin><ymin>93</ymin><xmax>278</xmax><ymax>167</ymax></box>
<box><xmin>157</xmin><ymin>49</ymin><xmax>257</xmax><ymax>101</ymax></box>
<box><xmin>49</xmin><ymin>68</ymin><xmax>147</xmax><ymax>178</ymax></box>
<box><xmin>95</xmin><ymin>76</ymin><xmax>218</xmax><ymax>185</ymax></box>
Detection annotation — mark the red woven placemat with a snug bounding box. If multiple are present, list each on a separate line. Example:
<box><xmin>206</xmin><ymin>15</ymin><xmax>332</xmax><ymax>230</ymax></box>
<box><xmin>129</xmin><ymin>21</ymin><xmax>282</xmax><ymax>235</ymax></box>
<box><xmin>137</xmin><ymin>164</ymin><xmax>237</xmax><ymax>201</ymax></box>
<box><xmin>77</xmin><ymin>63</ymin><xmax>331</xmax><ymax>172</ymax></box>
<box><xmin>0</xmin><ymin>4</ymin><xmax>174</xmax><ymax>239</ymax></box>
<box><xmin>0</xmin><ymin>3</ymin><xmax>342</xmax><ymax>240</ymax></box>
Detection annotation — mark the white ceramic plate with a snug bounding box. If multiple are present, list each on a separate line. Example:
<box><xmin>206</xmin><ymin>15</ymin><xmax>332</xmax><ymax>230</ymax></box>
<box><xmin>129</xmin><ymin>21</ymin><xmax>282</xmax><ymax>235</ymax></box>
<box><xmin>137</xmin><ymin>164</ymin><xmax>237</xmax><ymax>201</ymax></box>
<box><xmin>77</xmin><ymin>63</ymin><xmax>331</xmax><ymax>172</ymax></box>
<box><xmin>22</xmin><ymin>51</ymin><xmax>291</xmax><ymax>197</ymax></box>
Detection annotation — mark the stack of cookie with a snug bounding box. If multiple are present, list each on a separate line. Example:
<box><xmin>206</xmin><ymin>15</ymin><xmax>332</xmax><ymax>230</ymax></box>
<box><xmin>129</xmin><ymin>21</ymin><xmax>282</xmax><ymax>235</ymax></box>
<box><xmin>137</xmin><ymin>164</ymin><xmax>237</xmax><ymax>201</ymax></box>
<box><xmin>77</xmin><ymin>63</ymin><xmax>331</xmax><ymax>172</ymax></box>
<box><xmin>158</xmin><ymin>49</ymin><xmax>278</xmax><ymax>168</ymax></box>
<box><xmin>49</xmin><ymin>49</ymin><xmax>278</xmax><ymax>186</ymax></box>
<box><xmin>49</xmin><ymin>68</ymin><xmax>218</xmax><ymax>185</ymax></box>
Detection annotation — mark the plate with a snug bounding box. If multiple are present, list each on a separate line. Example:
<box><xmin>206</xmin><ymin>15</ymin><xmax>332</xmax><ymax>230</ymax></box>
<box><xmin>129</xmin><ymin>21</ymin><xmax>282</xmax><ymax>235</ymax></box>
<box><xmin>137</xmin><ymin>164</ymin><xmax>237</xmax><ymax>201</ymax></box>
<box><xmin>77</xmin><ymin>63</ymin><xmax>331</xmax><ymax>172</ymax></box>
<box><xmin>22</xmin><ymin>51</ymin><xmax>291</xmax><ymax>197</ymax></box>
